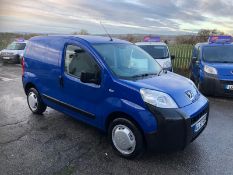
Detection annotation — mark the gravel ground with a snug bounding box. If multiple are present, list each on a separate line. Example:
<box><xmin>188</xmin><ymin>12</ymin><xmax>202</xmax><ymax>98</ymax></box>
<box><xmin>0</xmin><ymin>64</ymin><xmax>233</xmax><ymax>175</ymax></box>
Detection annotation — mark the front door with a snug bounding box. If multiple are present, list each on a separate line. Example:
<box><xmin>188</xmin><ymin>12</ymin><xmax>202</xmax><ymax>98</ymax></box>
<box><xmin>191</xmin><ymin>46</ymin><xmax>201</xmax><ymax>81</ymax></box>
<box><xmin>60</xmin><ymin>42</ymin><xmax>106</xmax><ymax>126</ymax></box>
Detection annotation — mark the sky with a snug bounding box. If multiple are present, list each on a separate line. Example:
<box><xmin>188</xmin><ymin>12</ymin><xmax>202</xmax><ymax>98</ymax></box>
<box><xmin>0</xmin><ymin>0</ymin><xmax>233</xmax><ymax>35</ymax></box>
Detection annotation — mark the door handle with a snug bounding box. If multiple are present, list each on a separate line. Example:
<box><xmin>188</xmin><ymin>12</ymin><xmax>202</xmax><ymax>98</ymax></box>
<box><xmin>59</xmin><ymin>76</ymin><xmax>64</xmax><ymax>87</ymax></box>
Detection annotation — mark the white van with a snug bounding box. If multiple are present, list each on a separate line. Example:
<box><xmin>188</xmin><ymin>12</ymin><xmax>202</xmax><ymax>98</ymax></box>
<box><xmin>0</xmin><ymin>39</ymin><xmax>27</xmax><ymax>64</ymax></box>
<box><xmin>136</xmin><ymin>36</ymin><xmax>175</xmax><ymax>71</ymax></box>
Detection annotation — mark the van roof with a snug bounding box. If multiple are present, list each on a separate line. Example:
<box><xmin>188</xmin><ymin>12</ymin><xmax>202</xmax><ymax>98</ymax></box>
<box><xmin>13</xmin><ymin>40</ymin><xmax>28</xmax><ymax>44</ymax></box>
<box><xmin>195</xmin><ymin>42</ymin><xmax>233</xmax><ymax>48</ymax></box>
<box><xmin>135</xmin><ymin>42</ymin><xmax>167</xmax><ymax>46</ymax></box>
<box><xmin>29</xmin><ymin>35</ymin><xmax>130</xmax><ymax>44</ymax></box>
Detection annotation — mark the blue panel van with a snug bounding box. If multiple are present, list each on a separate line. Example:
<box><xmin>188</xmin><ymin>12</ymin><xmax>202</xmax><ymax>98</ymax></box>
<box><xmin>190</xmin><ymin>36</ymin><xmax>233</xmax><ymax>97</ymax></box>
<box><xmin>22</xmin><ymin>35</ymin><xmax>209</xmax><ymax>159</ymax></box>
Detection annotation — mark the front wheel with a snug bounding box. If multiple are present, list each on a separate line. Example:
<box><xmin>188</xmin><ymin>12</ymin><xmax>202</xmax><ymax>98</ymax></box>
<box><xmin>196</xmin><ymin>80</ymin><xmax>213</xmax><ymax>96</ymax></box>
<box><xmin>27</xmin><ymin>88</ymin><xmax>47</xmax><ymax>114</ymax></box>
<box><xmin>108</xmin><ymin>118</ymin><xmax>145</xmax><ymax>159</ymax></box>
<box><xmin>189</xmin><ymin>73</ymin><xmax>195</xmax><ymax>82</ymax></box>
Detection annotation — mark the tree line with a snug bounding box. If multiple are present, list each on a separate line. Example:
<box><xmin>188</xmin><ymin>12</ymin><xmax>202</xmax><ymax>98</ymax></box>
<box><xmin>0</xmin><ymin>29</ymin><xmax>228</xmax><ymax>50</ymax></box>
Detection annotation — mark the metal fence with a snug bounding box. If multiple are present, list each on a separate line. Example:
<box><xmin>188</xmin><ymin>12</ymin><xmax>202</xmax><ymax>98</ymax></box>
<box><xmin>169</xmin><ymin>44</ymin><xmax>193</xmax><ymax>70</ymax></box>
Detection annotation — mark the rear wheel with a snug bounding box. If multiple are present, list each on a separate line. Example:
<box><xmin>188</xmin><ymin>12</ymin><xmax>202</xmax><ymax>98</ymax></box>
<box><xmin>27</xmin><ymin>88</ymin><xmax>47</xmax><ymax>114</ymax></box>
<box><xmin>108</xmin><ymin>118</ymin><xmax>145</xmax><ymax>159</ymax></box>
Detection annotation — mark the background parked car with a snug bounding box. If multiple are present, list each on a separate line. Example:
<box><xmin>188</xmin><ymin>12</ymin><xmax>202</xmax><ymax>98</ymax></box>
<box><xmin>0</xmin><ymin>39</ymin><xmax>27</xmax><ymax>64</ymax></box>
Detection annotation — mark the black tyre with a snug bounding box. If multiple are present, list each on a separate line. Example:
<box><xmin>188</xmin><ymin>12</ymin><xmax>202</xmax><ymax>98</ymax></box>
<box><xmin>197</xmin><ymin>80</ymin><xmax>212</xmax><ymax>96</ymax></box>
<box><xmin>108</xmin><ymin>118</ymin><xmax>145</xmax><ymax>159</ymax></box>
<box><xmin>2</xmin><ymin>60</ymin><xmax>7</xmax><ymax>64</ymax></box>
<box><xmin>189</xmin><ymin>73</ymin><xmax>195</xmax><ymax>83</ymax></box>
<box><xmin>15</xmin><ymin>55</ymin><xmax>20</xmax><ymax>64</ymax></box>
<box><xmin>27</xmin><ymin>88</ymin><xmax>47</xmax><ymax>114</ymax></box>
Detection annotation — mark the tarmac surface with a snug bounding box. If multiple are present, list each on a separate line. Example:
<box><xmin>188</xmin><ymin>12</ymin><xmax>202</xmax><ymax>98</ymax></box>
<box><xmin>0</xmin><ymin>63</ymin><xmax>233</xmax><ymax>175</ymax></box>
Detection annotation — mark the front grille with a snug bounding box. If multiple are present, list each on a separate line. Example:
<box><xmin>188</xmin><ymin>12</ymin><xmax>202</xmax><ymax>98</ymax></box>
<box><xmin>191</xmin><ymin>106</ymin><xmax>208</xmax><ymax>125</ymax></box>
<box><xmin>2</xmin><ymin>52</ymin><xmax>14</xmax><ymax>56</ymax></box>
<box><xmin>221</xmin><ymin>80</ymin><xmax>233</xmax><ymax>85</ymax></box>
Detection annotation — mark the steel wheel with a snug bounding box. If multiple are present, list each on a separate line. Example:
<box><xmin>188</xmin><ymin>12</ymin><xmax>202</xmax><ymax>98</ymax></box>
<box><xmin>27</xmin><ymin>88</ymin><xmax>47</xmax><ymax>114</ymax></box>
<box><xmin>28</xmin><ymin>91</ymin><xmax>38</xmax><ymax>111</ymax></box>
<box><xmin>112</xmin><ymin>124</ymin><xmax>136</xmax><ymax>155</ymax></box>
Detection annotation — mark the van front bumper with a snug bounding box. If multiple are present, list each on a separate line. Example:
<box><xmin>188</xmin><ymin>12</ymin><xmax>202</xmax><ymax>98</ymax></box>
<box><xmin>0</xmin><ymin>55</ymin><xmax>20</xmax><ymax>63</ymax></box>
<box><xmin>200</xmin><ymin>74</ymin><xmax>233</xmax><ymax>97</ymax></box>
<box><xmin>144</xmin><ymin>95</ymin><xmax>209</xmax><ymax>152</ymax></box>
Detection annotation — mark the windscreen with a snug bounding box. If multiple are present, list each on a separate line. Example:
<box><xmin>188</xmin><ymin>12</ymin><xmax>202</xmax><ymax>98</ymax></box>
<box><xmin>203</xmin><ymin>45</ymin><xmax>233</xmax><ymax>63</ymax></box>
<box><xmin>138</xmin><ymin>45</ymin><xmax>169</xmax><ymax>59</ymax></box>
<box><xmin>93</xmin><ymin>43</ymin><xmax>162</xmax><ymax>79</ymax></box>
<box><xmin>6</xmin><ymin>42</ymin><xmax>26</xmax><ymax>50</ymax></box>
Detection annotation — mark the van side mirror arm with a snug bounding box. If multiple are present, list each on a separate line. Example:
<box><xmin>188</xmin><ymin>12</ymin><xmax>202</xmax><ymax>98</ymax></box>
<box><xmin>192</xmin><ymin>57</ymin><xmax>199</xmax><ymax>64</ymax></box>
<box><xmin>171</xmin><ymin>55</ymin><xmax>175</xmax><ymax>60</ymax></box>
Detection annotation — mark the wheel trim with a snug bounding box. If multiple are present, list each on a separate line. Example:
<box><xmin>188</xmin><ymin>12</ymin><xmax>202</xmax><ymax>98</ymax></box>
<box><xmin>28</xmin><ymin>92</ymin><xmax>38</xmax><ymax>111</ymax></box>
<box><xmin>112</xmin><ymin>124</ymin><xmax>136</xmax><ymax>155</ymax></box>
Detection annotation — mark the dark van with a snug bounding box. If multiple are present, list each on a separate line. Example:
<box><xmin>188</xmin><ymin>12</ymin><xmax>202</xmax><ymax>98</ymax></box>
<box><xmin>22</xmin><ymin>35</ymin><xmax>209</xmax><ymax>158</ymax></box>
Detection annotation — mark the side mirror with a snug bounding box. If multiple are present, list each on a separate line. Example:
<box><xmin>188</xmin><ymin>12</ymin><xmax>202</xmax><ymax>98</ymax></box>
<box><xmin>192</xmin><ymin>56</ymin><xmax>197</xmax><ymax>61</ymax></box>
<box><xmin>80</xmin><ymin>72</ymin><xmax>100</xmax><ymax>85</ymax></box>
<box><xmin>171</xmin><ymin>55</ymin><xmax>175</xmax><ymax>60</ymax></box>
<box><xmin>192</xmin><ymin>57</ymin><xmax>199</xmax><ymax>64</ymax></box>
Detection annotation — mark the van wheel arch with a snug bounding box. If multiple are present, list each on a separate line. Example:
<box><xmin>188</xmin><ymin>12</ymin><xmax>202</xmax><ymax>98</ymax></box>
<box><xmin>105</xmin><ymin>112</ymin><xmax>145</xmax><ymax>138</ymax></box>
<box><xmin>106</xmin><ymin>112</ymin><xmax>146</xmax><ymax>158</ymax></box>
<box><xmin>25</xmin><ymin>83</ymin><xmax>37</xmax><ymax>95</ymax></box>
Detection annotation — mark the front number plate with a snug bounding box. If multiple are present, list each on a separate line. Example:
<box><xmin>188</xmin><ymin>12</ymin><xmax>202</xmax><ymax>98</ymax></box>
<box><xmin>226</xmin><ymin>85</ymin><xmax>233</xmax><ymax>90</ymax></box>
<box><xmin>3</xmin><ymin>57</ymin><xmax>10</xmax><ymax>60</ymax></box>
<box><xmin>193</xmin><ymin>114</ymin><xmax>207</xmax><ymax>133</ymax></box>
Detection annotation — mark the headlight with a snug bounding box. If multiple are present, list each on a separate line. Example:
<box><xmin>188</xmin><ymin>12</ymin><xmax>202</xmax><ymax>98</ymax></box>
<box><xmin>204</xmin><ymin>65</ymin><xmax>217</xmax><ymax>75</ymax></box>
<box><xmin>140</xmin><ymin>89</ymin><xmax>178</xmax><ymax>108</ymax></box>
<box><xmin>163</xmin><ymin>61</ymin><xmax>171</xmax><ymax>68</ymax></box>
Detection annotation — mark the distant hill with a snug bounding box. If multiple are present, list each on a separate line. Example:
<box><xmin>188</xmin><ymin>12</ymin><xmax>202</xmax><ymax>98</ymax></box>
<box><xmin>0</xmin><ymin>32</ymin><xmax>178</xmax><ymax>50</ymax></box>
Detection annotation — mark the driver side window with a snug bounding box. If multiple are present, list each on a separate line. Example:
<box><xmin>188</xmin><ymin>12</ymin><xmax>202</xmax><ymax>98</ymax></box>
<box><xmin>65</xmin><ymin>45</ymin><xmax>100</xmax><ymax>78</ymax></box>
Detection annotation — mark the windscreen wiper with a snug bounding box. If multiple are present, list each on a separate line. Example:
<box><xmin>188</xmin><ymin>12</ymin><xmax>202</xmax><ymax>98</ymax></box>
<box><xmin>222</xmin><ymin>61</ymin><xmax>233</xmax><ymax>63</ymax></box>
<box><xmin>158</xmin><ymin>69</ymin><xmax>164</xmax><ymax>76</ymax></box>
<box><xmin>131</xmin><ymin>73</ymin><xmax>157</xmax><ymax>78</ymax></box>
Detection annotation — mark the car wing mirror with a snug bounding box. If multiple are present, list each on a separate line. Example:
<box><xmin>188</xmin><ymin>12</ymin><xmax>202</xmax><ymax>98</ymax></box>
<box><xmin>192</xmin><ymin>56</ymin><xmax>197</xmax><ymax>61</ymax></box>
<box><xmin>171</xmin><ymin>55</ymin><xmax>175</xmax><ymax>60</ymax></box>
<box><xmin>80</xmin><ymin>72</ymin><xmax>100</xmax><ymax>85</ymax></box>
<box><xmin>192</xmin><ymin>57</ymin><xmax>199</xmax><ymax>64</ymax></box>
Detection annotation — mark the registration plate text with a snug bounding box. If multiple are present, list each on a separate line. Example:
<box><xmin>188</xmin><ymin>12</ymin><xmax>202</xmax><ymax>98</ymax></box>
<box><xmin>193</xmin><ymin>114</ymin><xmax>207</xmax><ymax>133</ymax></box>
<box><xmin>226</xmin><ymin>85</ymin><xmax>233</xmax><ymax>90</ymax></box>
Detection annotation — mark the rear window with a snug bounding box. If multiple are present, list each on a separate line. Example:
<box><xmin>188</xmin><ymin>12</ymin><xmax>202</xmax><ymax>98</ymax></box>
<box><xmin>6</xmin><ymin>42</ymin><xmax>26</xmax><ymax>50</ymax></box>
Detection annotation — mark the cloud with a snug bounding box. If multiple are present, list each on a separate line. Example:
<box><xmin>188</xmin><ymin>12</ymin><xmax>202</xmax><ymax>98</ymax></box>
<box><xmin>0</xmin><ymin>0</ymin><xmax>232</xmax><ymax>34</ymax></box>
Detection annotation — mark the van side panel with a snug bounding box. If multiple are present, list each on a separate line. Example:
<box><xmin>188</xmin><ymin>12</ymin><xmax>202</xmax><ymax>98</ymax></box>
<box><xmin>23</xmin><ymin>36</ymin><xmax>157</xmax><ymax>134</ymax></box>
<box><xmin>24</xmin><ymin>37</ymin><xmax>65</xmax><ymax>97</ymax></box>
